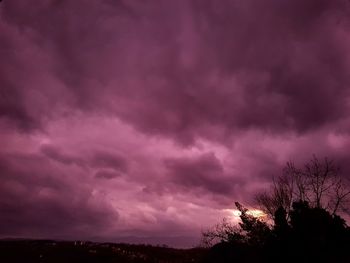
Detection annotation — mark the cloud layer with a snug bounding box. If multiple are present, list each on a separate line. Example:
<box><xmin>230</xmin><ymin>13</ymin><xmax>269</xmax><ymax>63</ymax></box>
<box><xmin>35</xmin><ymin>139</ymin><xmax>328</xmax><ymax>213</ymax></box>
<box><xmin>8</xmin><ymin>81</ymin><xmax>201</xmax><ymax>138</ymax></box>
<box><xmin>1</xmin><ymin>0</ymin><xmax>350</xmax><ymax>246</ymax></box>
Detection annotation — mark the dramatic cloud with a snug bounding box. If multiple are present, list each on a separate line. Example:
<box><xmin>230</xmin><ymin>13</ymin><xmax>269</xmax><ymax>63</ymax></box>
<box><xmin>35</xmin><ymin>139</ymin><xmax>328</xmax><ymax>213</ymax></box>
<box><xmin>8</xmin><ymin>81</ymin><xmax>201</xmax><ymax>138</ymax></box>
<box><xmin>0</xmin><ymin>152</ymin><xmax>119</xmax><ymax>239</ymax></box>
<box><xmin>1</xmin><ymin>0</ymin><xmax>350</xmax><ymax>246</ymax></box>
<box><xmin>165</xmin><ymin>153</ymin><xmax>237</xmax><ymax>195</ymax></box>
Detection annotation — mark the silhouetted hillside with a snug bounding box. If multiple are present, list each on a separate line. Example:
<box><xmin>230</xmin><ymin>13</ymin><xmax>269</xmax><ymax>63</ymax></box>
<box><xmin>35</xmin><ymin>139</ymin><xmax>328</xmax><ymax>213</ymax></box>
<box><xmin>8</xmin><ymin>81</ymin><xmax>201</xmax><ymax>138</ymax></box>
<box><xmin>0</xmin><ymin>239</ymin><xmax>207</xmax><ymax>263</ymax></box>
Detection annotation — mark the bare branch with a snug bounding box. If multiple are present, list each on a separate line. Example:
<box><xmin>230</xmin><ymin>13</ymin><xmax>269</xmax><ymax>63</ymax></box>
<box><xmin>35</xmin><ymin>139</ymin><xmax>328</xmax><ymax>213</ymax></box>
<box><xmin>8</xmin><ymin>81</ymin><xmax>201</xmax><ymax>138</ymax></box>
<box><xmin>255</xmin><ymin>156</ymin><xmax>350</xmax><ymax>217</ymax></box>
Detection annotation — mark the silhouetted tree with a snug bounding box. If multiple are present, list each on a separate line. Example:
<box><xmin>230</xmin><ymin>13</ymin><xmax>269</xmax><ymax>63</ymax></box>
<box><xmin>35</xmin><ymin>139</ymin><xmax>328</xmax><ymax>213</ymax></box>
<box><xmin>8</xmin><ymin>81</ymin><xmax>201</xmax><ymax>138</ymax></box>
<box><xmin>235</xmin><ymin>202</ymin><xmax>271</xmax><ymax>247</ymax></box>
<box><xmin>202</xmin><ymin>157</ymin><xmax>350</xmax><ymax>263</ymax></box>
<box><xmin>201</xmin><ymin>218</ymin><xmax>244</xmax><ymax>247</ymax></box>
<box><xmin>256</xmin><ymin>156</ymin><xmax>350</xmax><ymax>219</ymax></box>
<box><xmin>201</xmin><ymin>202</ymin><xmax>271</xmax><ymax>248</ymax></box>
<box><xmin>201</xmin><ymin>202</ymin><xmax>271</xmax><ymax>263</ymax></box>
<box><xmin>285</xmin><ymin>200</ymin><xmax>348</xmax><ymax>262</ymax></box>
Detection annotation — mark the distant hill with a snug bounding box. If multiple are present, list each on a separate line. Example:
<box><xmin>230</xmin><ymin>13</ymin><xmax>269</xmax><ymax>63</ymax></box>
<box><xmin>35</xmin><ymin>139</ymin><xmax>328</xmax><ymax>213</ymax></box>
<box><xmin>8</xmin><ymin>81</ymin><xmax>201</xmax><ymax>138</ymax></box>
<box><xmin>0</xmin><ymin>239</ymin><xmax>207</xmax><ymax>263</ymax></box>
<box><xmin>111</xmin><ymin>235</ymin><xmax>200</xmax><ymax>249</ymax></box>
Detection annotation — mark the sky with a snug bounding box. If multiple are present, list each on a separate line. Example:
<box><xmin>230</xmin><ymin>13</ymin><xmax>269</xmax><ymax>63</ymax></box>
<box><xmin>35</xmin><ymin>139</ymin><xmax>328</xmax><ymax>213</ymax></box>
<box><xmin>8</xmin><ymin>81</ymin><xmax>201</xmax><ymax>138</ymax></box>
<box><xmin>1</xmin><ymin>0</ymin><xmax>350</xmax><ymax>248</ymax></box>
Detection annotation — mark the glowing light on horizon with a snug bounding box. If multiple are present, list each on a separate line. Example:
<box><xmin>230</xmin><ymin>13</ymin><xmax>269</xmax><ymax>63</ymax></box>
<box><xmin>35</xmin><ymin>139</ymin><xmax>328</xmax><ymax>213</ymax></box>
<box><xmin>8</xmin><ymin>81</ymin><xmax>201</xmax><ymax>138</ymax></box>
<box><xmin>230</xmin><ymin>209</ymin><xmax>266</xmax><ymax>218</ymax></box>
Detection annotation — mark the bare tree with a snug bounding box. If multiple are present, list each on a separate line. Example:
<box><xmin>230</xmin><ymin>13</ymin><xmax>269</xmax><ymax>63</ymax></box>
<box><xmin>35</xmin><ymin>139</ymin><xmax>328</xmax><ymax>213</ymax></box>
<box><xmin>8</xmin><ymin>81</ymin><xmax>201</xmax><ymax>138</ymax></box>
<box><xmin>255</xmin><ymin>162</ymin><xmax>297</xmax><ymax>218</ymax></box>
<box><xmin>256</xmin><ymin>156</ymin><xmax>350</xmax><ymax>218</ymax></box>
<box><xmin>255</xmin><ymin>174</ymin><xmax>294</xmax><ymax>218</ymax></box>
<box><xmin>201</xmin><ymin>218</ymin><xmax>243</xmax><ymax>247</ymax></box>
<box><xmin>330</xmin><ymin>178</ymin><xmax>350</xmax><ymax>215</ymax></box>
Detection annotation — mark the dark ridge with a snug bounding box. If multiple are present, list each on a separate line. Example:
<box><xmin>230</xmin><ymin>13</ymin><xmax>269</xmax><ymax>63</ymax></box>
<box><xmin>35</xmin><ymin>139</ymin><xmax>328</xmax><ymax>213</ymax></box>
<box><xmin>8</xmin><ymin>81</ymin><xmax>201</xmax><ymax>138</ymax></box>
<box><xmin>0</xmin><ymin>239</ymin><xmax>207</xmax><ymax>263</ymax></box>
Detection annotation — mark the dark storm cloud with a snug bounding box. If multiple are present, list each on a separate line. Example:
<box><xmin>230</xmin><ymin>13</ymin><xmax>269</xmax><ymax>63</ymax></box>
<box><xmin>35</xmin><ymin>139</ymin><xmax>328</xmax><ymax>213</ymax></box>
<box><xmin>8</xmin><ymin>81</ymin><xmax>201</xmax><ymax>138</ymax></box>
<box><xmin>41</xmin><ymin>144</ymin><xmax>85</xmax><ymax>166</ymax></box>
<box><xmin>91</xmin><ymin>151</ymin><xmax>128</xmax><ymax>173</ymax></box>
<box><xmin>0</xmin><ymin>85</ymin><xmax>40</xmax><ymax>131</ymax></box>
<box><xmin>165</xmin><ymin>153</ymin><xmax>239</xmax><ymax>195</ymax></box>
<box><xmin>0</xmin><ymin>187</ymin><xmax>115</xmax><ymax>238</ymax></box>
<box><xmin>1</xmin><ymin>0</ymin><xmax>350</xmax><ymax>143</ymax></box>
<box><xmin>0</xmin><ymin>32</ymin><xmax>42</xmax><ymax>131</ymax></box>
<box><xmin>41</xmin><ymin>145</ymin><xmax>128</xmax><ymax>173</ymax></box>
<box><xmin>95</xmin><ymin>170</ymin><xmax>122</xmax><ymax>180</ymax></box>
<box><xmin>0</xmin><ymin>153</ymin><xmax>119</xmax><ymax>239</ymax></box>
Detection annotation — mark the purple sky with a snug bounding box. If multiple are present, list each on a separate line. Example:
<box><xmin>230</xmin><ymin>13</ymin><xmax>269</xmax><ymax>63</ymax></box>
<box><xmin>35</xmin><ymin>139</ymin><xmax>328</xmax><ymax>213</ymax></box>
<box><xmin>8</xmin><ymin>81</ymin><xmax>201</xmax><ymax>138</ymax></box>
<box><xmin>1</xmin><ymin>0</ymin><xmax>350</xmax><ymax>247</ymax></box>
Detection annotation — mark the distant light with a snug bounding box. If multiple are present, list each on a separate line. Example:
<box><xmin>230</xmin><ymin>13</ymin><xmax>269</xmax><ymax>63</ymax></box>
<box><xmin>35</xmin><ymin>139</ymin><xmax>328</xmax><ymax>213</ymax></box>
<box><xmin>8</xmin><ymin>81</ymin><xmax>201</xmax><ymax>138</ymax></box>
<box><xmin>231</xmin><ymin>209</ymin><xmax>266</xmax><ymax>218</ymax></box>
<box><xmin>247</xmin><ymin>209</ymin><xmax>266</xmax><ymax>218</ymax></box>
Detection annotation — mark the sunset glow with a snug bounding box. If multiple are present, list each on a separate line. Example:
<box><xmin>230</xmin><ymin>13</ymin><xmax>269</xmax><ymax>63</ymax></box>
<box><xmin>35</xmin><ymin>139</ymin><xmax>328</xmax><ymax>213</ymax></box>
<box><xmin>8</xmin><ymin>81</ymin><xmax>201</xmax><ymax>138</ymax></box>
<box><xmin>231</xmin><ymin>209</ymin><xmax>266</xmax><ymax>219</ymax></box>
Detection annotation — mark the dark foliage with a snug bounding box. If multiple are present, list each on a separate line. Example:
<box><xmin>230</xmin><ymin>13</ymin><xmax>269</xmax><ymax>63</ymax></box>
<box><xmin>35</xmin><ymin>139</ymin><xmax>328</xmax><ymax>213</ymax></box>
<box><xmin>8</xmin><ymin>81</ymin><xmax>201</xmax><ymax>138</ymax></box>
<box><xmin>203</xmin><ymin>201</ymin><xmax>350</xmax><ymax>263</ymax></box>
<box><xmin>203</xmin><ymin>157</ymin><xmax>350</xmax><ymax>262</ymax></box>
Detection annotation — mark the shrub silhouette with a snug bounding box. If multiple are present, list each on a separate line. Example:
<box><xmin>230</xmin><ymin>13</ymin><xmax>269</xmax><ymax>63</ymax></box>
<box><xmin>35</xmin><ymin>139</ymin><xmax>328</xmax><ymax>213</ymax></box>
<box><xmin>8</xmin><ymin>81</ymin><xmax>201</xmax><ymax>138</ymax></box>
<box><xmin>203</xmin><ymin>201</ymin><xmax>350</xmax><ymax>263</ymax></box>
<box><xmin>202</xmin><ymin>157</ymin><xmax>350</xmax><ymax>263</ymax></box>
<box><xmin>285</xmin><ymin>201</ymin><xmax>349</xmax><ymax>263</ymax></box>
